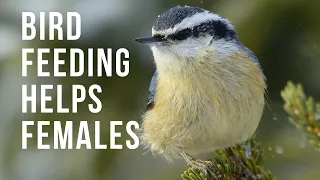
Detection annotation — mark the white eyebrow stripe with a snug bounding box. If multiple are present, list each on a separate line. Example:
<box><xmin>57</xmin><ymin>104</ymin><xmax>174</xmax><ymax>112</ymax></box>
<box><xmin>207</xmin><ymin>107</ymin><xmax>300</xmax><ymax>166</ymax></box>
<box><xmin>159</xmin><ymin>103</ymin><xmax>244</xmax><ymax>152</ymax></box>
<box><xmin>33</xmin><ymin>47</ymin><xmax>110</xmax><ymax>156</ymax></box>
<box><xmin>152</xmin><ymin>11</ymin><xmax>234</xmax><ymax>36</ymax></box>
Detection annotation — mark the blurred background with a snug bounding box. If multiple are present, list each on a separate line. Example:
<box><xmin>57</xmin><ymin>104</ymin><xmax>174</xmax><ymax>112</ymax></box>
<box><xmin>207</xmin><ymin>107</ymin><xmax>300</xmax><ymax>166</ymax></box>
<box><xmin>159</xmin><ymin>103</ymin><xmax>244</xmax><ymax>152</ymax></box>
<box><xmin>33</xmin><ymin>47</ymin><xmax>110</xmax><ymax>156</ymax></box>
<box><xmin>1</xmin><ymin>0</ymin><xmax>320</xmax><ymax>179</ymax></box>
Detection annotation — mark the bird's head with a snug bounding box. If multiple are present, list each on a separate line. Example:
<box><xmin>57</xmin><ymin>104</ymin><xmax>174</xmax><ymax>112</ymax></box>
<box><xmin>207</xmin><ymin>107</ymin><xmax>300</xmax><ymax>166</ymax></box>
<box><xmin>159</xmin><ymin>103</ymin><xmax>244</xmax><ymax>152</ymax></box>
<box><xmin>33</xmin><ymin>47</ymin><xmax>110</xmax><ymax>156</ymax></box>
<box><xmin>135</xmin><ymin>6</ymin><xmax>238</xmax><ymax>60</ymax></box>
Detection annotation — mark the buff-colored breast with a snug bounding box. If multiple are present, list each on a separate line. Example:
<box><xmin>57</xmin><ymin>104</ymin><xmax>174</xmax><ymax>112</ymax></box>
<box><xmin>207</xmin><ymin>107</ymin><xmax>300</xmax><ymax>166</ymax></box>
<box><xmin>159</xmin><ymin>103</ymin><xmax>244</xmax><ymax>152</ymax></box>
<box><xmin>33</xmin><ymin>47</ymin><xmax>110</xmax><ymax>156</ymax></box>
<box><xmin>142</xmin><ymin>49</ymin><xmax>266</xmax><ymax>161</ymax></box>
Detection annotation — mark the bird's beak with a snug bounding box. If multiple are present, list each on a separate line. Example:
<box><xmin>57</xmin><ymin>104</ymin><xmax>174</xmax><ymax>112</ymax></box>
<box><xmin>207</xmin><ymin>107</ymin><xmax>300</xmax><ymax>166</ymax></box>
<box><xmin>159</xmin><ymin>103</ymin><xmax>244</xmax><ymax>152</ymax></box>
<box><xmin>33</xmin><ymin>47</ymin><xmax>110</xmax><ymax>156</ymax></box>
<box><xmin>134</xmin><ymin>37</ymin><xmax>163</xmax><ymax>45</ymax></box>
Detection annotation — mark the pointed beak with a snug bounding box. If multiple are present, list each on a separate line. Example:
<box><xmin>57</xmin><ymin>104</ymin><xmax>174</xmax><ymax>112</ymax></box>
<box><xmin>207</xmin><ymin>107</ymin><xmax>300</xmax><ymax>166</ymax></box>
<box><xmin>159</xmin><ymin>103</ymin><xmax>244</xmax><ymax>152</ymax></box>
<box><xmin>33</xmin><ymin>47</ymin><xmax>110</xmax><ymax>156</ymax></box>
<box><xmin>134</xmin><ymin>37</ymin><xmax>163</xmax><ymax>45</ymax></box>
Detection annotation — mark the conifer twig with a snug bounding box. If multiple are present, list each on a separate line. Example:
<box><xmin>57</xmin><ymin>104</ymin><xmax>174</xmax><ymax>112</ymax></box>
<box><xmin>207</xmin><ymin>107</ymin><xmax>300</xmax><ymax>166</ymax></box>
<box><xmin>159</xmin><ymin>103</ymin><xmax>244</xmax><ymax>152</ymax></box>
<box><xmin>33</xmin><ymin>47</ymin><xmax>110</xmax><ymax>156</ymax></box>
<box><xmin>180</xmin><ymin>136</ymin><xmax>275</xmax><ymax>180</ymax></box>
<box><xmin>281</xmin><ymin>81</ymin><xmax>320</xmax><ymax>150</ymax></box>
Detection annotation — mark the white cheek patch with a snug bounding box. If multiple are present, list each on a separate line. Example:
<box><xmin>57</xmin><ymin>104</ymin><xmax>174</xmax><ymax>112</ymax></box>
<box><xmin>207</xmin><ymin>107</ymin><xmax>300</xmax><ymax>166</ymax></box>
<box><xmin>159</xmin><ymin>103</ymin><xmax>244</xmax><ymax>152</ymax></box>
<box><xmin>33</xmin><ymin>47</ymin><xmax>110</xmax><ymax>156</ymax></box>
<box><xmin>150</xmin><ymin>36</ymin><xmax>213</xmax><ymax>66</ymax></box>
<box><xmin>169</xmin><ymin>36</ymin><xmax>213</xmax><ymax>58</ymax></box>
<box><xmin>211</xmin><ymin>39</ymin><xmax>238</xmax><ymax>60</ymax></box>
<box><xmin>152</xmin><ymin>38</ymin><xmax>239</xmax><ymax>65</ymax></box>
<box><xmin>150</xmin><ymin>38</ymin><xmax>240</xmax><ymax>73</ymax></box>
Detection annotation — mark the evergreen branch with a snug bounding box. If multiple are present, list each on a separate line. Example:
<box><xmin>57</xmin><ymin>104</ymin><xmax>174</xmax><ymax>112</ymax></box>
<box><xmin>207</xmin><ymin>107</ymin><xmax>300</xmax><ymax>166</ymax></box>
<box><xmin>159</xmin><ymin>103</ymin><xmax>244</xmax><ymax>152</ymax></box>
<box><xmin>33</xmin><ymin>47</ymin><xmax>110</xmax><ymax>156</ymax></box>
<box><xmin>281</xmin><ymin>81</ymin><xmax>320</xmax><ymax>150</ymax></box>
<box><xmin>181</xmin><ymin>136</ymin><xmax>275</xmax><ymax>180</ymax></box>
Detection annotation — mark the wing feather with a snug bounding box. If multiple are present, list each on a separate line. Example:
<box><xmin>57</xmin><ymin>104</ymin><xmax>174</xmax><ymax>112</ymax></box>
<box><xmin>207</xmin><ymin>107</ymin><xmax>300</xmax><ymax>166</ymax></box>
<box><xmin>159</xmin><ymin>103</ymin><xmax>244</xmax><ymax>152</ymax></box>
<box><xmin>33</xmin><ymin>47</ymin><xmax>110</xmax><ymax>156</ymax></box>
<box><xmin>146</xmin><ymin>70</ymin><xmax>158</xmax><ymax>110</ymax></box>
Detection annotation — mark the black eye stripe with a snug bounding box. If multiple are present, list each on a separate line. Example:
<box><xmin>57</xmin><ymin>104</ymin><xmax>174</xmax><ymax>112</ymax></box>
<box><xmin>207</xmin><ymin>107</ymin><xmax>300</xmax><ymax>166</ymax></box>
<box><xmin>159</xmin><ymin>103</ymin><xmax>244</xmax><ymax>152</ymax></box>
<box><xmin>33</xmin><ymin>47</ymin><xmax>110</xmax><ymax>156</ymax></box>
<box><xmin>153</xmin><ymin>34</ymin><xmax>165</xmax><ymax>41</ymax></box>
<box><xmin>168</xmin><ymin>28</ymin><xmax>192</xmax><ymax>41</ymax></box>
<box><xmin>164</xmin><ymin>20</ymin><xmax>236</xmax><ymax>41</ymax></box>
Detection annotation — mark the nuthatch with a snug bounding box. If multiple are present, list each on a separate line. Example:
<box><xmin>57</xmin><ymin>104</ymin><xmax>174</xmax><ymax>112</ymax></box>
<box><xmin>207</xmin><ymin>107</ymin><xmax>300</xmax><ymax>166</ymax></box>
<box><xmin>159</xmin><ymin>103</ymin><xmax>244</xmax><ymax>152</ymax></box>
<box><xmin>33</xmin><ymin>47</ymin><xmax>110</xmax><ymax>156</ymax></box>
<box><xmin>135</xmin><ymin>6</ymin><xmax>266</xmax><ymax>179</ymax></box>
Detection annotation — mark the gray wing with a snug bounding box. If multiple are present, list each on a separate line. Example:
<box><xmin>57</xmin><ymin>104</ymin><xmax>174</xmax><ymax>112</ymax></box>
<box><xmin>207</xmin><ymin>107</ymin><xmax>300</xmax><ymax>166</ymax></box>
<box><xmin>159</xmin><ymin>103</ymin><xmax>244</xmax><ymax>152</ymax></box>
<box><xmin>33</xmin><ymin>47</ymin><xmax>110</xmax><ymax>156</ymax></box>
<box><xmin>146</xmin><ymin>70</ymin><xmax>158</xmax><ymax>110</ymax></box>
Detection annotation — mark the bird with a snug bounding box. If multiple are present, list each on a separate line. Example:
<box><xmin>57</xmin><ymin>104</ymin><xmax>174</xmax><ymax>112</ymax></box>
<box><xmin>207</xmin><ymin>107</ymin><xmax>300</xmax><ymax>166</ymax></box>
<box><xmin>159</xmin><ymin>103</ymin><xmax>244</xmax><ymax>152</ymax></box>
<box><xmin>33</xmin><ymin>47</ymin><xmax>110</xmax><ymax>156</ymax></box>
<box><xmin>134</xmin><ymin>5</ymin><xmax>266</xmax><ymax>179</ymax></box>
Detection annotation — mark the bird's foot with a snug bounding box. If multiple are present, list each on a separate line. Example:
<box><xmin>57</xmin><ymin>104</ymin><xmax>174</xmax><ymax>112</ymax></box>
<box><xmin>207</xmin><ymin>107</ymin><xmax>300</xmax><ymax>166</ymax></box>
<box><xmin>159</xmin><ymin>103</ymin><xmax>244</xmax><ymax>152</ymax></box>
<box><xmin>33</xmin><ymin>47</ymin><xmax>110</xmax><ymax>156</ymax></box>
<box><xmin>225</xmin><ymin>147</ymin><xmax>257</xmax><ymax>180</ymax></box>
<box><xmin>180</xmin><ymin>151</ymin><xmax>218</xmax><ymax>180</ymax></box>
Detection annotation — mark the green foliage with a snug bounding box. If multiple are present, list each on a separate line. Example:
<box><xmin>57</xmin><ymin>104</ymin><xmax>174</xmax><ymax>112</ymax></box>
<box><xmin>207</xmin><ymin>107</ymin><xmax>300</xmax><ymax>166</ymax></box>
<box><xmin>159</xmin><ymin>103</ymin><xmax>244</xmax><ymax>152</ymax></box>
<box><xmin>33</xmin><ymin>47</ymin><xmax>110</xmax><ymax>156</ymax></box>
<box><xmin>281</xmin><ymin>81</ymin><xmax>320</xmax><ymax>150</ymax></box>
<box><xmin>180</xmin><ymin>137</ymin><xmax>275</xmax><ymax>180</ymax></box>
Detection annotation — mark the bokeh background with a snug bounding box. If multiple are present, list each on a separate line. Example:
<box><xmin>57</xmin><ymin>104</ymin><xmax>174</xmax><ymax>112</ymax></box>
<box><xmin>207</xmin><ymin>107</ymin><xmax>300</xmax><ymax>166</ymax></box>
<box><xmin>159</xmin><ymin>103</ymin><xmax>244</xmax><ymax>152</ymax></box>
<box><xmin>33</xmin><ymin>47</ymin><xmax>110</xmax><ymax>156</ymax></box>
<box><xmin>1</xmin><ymin>0</ymin><xmax>320</xmax><ymax>179</ymax></box>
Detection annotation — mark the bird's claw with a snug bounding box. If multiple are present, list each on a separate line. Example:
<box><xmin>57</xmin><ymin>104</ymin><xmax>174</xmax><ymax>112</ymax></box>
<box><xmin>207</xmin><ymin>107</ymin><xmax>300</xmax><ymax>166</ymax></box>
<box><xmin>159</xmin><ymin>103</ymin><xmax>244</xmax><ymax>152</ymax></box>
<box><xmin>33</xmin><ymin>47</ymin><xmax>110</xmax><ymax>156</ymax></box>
<box><xmin>181</xmin><ymin>151</ymin><xmax>218</xmax><ymax>180</ymax></box>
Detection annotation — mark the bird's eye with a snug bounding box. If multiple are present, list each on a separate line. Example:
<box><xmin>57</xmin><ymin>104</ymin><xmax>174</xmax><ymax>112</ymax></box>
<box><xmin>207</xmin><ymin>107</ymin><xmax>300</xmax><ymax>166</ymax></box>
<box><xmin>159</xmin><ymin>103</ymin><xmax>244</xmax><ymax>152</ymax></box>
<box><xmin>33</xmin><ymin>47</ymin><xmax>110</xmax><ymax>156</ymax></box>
<box><xmin>153</xmin><ymin>34</ymin><xmax>165</xmax><ymax>41</ymax></box>
<box><xmin>168</xmin><ymin>28</ymin><xmax>192</xmax><ymax>41</ymax></box>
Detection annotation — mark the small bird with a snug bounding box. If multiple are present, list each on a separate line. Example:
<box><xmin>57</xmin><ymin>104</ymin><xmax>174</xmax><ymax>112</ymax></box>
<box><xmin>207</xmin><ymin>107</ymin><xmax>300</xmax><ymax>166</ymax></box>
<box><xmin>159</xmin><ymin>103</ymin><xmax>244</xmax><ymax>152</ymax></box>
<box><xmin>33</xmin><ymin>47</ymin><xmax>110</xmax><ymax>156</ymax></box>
<box><xmin>135</xmin><ymin>5</ymin><xmax>266</xmax><ymax>179</ymax></box>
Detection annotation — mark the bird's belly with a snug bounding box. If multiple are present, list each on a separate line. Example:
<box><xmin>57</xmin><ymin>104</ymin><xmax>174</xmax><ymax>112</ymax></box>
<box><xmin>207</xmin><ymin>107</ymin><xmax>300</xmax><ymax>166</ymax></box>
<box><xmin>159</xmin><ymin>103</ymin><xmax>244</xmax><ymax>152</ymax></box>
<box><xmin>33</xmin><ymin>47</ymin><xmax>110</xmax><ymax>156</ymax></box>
<box><xmin>181</xmin><ymin>95</ymin><xmax>262</xmax><ymax>150</ymax></box>
<box><xmin>142</xmin><ymin>82</ymin><xmax>265</xmax><ymax>157</ymax></box>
